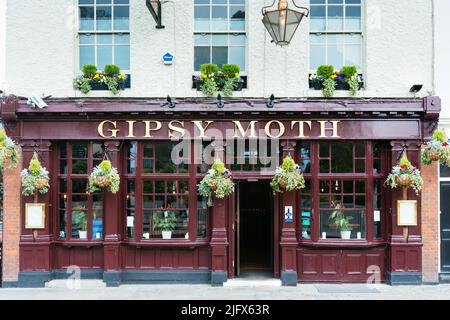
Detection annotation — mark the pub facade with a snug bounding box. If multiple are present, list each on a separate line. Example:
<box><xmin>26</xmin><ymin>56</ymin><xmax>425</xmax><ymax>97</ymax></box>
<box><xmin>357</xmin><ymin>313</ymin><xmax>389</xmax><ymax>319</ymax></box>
<box><xmin>0</xmin><ymin>0</ymin><xmax>442</xmax><ymax>287</ymax></box>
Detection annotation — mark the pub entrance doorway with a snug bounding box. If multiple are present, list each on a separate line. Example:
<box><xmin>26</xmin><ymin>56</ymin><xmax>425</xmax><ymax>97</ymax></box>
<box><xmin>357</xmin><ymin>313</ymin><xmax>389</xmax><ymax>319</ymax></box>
<box><xmin>235</xmin><ymin>181</ymin><xmax>274</xmax><ymax>278</ymax></box>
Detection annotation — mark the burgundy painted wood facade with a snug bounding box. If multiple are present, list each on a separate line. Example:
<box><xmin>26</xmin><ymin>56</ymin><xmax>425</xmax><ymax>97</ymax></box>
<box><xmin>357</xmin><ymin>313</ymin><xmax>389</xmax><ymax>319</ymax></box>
<box><xmin>0</xmin><ymin>95</ymin><xmax>441</xmax><ymax>286</ymax></box>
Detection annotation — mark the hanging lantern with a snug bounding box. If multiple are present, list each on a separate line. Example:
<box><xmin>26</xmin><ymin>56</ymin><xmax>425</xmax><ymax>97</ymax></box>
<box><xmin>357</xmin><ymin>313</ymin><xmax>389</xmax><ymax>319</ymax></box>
<box><xmin>262</xmin><ymin>0</ymin><xmax>309</xmax><ymax>46</ymax></box>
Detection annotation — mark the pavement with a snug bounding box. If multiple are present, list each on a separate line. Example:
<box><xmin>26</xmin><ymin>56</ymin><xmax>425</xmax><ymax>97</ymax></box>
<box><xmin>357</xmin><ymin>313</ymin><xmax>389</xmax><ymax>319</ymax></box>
<box><xmin>1</xmin><ymin>281</ymin><xmax>450</xmax><ymax>300</ymax></box>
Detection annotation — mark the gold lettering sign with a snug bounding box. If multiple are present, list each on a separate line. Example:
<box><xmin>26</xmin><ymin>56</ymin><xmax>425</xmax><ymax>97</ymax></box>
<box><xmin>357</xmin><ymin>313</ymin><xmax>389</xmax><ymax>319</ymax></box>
<box><xmin>96</xmin><ymin>120</ymin><xmax>341</xmax><ymax>139</ymax></box>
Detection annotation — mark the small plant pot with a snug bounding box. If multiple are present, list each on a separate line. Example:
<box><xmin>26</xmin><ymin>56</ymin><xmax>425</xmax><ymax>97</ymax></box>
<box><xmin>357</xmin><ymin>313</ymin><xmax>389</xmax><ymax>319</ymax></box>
<box><xmin>194</xmin><ymin>80</ymin><xmax>204</xmax><ymax>91</ymax></box>
<box><xmin>162</xmin><ymin>231</ymin><xmax>172</xmax><ymax>239</ymax></box>
<box><xmin>78</xmin><ymin>230</ymin><xmax>88</xmax><ymax>240</ymax></box>
<box><xmin>340</xmin><ymin>231</ymin><xmax>351</xmax><ymax>240</ymax></box>
<box><xmin>234</xmin><ymin>80</ymin><xmax>244</xmax><ymax>91</ymax></box>
<box><xmin>89</xmin><ymin>81</ymin><xmax>109</xmax><ymax>91</ymax></box>
<box><xmin>309</xmin><ymin>80</ymin><xmax>323</xmax><ymax>90</ymax></box>
<box><xmin>396</xmin><ymin>174</ymin><xmax>412</xmax><ymax>188</ymax></box>
<box><xmin>94</xmin><ymin>176</ymin><xmax>111</xmax><ymax>188</ymax></box>
<box><xmin>426</xmin><ymin>149</ymin><xmax>441</xmax><ymax>162</ymax></box>
<box><xmin>34</xmin><ymin>177</ymin><xmax>48</xmax><ymax>190</ymax></box>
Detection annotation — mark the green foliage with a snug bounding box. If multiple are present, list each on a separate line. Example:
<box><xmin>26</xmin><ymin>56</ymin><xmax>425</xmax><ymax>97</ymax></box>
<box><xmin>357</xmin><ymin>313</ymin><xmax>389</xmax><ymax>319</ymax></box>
<box><xmin>399</xmin><ymin>154</ymin><xmax>413</xmax><ymax>168</ymax></box>
<box><xmin>317</xmin><ymin>65</ymin><xmax>334</xmax><ymax>79</ymax></box>
<box><xmin>348</xmin><ymin>73</ymin><xmax>360</xmax><ymax>96</ymax></box>
<box><xmin>433</xmin><ymin>129</ymin><xmax>448</xmax><ymax>143</ymax></box>
<box><xmin>201</xmin><ymin>64</ymin><xmax>219</xmax><ymax>76</ymax></box>
<box><xmin>100</xmin><ymin>160</ymin><xmax>112</xmax><ymax>172</ymax></box>
<box><xmin>76</xmin><ymin>77</ymin><xmax>92</xmax><ymax>94</ymax></box>
<box><xmin>330</xmin><ymin>206</ymin><xmax>353</xmax><ymax>232</ymax></box>
<box><xmin>89</xmin><ymin>161</ymin><xmax>120</xmax><ymax>194</ymax></box>
<box><xmin>212</xmin><ymin>159</ymin><xmax>225</xmax><ymax>174</ymax></box>
<box><xmin>82</xmin><ymin>64</ymin><xmax>98</xmax><ymax>78</ymax></box>
<box><xmin>221</xmin><ymin>64</ymin><xmax>240</xmax><ymax>79</ymax></box>
<box><xmin>104</xmin><ymin>64</ymin><xmax>121</xmax><ymax>76</ymax></box>
<box><xmin>73</xmin><ymin>212</ymin><xmax>88</xmax><ymax>231</ymax></box>
<box><xmin>104</xmin><ymin>76</ymin><xmax>120</xmax><ymax>95</ymax></box>
<box><xmin>340</xmin><ymin>66</ymin><xmax>358</xmax><ymax>79</ymax></box>
<box><xmin>198</xmin><ymin>160</ymin><xmax>234</xmax><ymax>206</ymax></box>
<box><xmin>281</xmin><ymin>156</ymin><xmax>295</xmax><ymax>172</ymax></box>
<box><xmin>322</xmin><ymin>78</ymin><xmax>336</xmax><ymax>97</ymax></box>
<box><xmin>222</xmin><ymin>77</ymin><xmax>239</xmax><ymax>97</ymax></box>
<box><xmin>200</xmin><ymin>78</ymin><xmax>219</xmax><ymax>97</ymax></box>
<box><xmin>153</xmin><ymin>211</ymin><xmax>177</xmax><ymax>232</ymax></box>
<box><xmin>29</xmin><ymin>159</ymin><xmax>42</xmax><ymax>175</ymax></box>
<box><xmin>0</xmin><ymin>129</ymin><xmax>6</xmax><ymax>141</ymax></box>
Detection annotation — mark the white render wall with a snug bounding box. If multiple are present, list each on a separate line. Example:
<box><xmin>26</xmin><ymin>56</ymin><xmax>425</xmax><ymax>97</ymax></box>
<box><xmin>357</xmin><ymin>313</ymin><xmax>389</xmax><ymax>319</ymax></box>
<box><xmin>4</xmin><ymin>0</ymin><xmax>434</xmax><ymax>99</ymax></box>
<box><xmin>0</xmin><ymin>0</ymin><xmax>6</xmax><ymax>91</ymax></box>
<box><xmin>435</xmin><ymin>0</ymin><xmax>450</xmax><ymax>132</ymax></box>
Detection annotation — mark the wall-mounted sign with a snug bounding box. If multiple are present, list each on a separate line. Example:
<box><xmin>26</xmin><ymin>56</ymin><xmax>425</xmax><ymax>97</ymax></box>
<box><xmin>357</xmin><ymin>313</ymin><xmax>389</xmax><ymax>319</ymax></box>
<box><xmin>25</xmin><ymin>203</ymin><xmax>45</xmax><ymax>229</ymax></box>
<box><xmin>374</xmin><ymin>210</ymin><xmax>381</xmax><ymax>222</ymax></box>
<box><xmin>397</xmin><ymin>200</ymin><xmax>417</xmax><ymax>226</ymax></box>
<box><xmin>284</xmin><ymin>206</ymin><xmax>293</xmax><ymax>223</ymax></box>
<box><xmin>163</xmin><ymin>52</ymin><xmax>174</xmax><ymax>65</ymax></box>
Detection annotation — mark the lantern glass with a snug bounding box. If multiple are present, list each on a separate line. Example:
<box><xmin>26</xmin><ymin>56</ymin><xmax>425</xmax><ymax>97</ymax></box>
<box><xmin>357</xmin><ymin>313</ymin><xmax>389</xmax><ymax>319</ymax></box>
<box><xmin>262</xmin><ymin>5</ymin><xmax>307</xmax><ymax>46</ymax></box>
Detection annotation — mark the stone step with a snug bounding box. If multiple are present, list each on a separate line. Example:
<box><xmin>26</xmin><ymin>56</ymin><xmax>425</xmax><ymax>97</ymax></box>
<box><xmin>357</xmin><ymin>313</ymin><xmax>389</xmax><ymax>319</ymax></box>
<box><xmin>223</xmin><ymin>279</ymin><xmax>282</xmax><ymax>287</ymax></box>
<box><xmin>45</xmin><ymin>279</ymin><xmax>106</xmax><ymax>289</ymax></box>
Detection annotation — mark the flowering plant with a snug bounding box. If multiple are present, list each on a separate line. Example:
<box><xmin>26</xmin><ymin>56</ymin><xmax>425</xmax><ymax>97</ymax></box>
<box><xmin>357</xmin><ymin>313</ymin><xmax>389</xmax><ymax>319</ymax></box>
<box><xmin>385</xmin><ymin>153</ymin><xmax>423</xmax><ymax>195</ymax></box>
<box><xmin>21</xmin><ymin>154</ymin><xmax>50</xmax><ymax>196</ymax></box>
<box><xmin>421</xmin><ymin>129</ymin><xmax>450</xmax><ymax>166</ymax></box>
<box><xmin>198</xmin><ymin>159</ymin><xmax>235</xmax><ymax>206</ymax></box>
<box><xmin>89</xmin><ymin>160</ymin><xmax>120</xmax><ymax>194</ymax></box>
<box><xmin>310</xmin><ymin>65</ymin><xmax>363</xmax><ymax>97</ymax></box>
<box><xmin>74</xmin><ymin>64</ymin><xmax>127</xmax><ymax>95</ymax></box>
<box><xmin>270</xmin><ymin>156</ymin><xmax>306</xmax><ymax>194</ymax></box>
<box><xmin>0</xmin><ymin>128</ymin><xmax>19</xmax><ymax>169</ymax></box>
<box><xmin>195</xmin><ymin>63</ymin><xmax>243</xmax><ymax>97</ymax></box>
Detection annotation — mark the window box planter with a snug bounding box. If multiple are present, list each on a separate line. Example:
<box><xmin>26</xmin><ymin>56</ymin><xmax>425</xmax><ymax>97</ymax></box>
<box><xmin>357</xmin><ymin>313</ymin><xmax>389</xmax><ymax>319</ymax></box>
<box><xmin>193</xmin><ymin>76</ymin><xmax>244</xmax><ymax>92</ymax></box>
<box><xmin>89</xmin><ymin>76</ymin><xmax>130</xmax><ymax>91</ymax></box>
<box><xmin>309</xmin><ymin>76</ymin><xmax>364</xmax><ymax>90</ymax></box>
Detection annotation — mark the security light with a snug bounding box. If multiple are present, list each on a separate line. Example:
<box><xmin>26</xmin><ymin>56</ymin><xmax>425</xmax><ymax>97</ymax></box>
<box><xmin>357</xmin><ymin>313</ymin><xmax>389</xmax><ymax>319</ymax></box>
<box><xmin>410</xmin><ymin>85</ymin><xmax>423</xmax><ymax>93</ymax></box>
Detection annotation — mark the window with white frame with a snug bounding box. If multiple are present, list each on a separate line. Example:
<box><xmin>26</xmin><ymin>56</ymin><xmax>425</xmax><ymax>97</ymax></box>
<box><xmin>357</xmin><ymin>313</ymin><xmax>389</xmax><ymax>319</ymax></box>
<box><xmin>309</xmin><ymin>0</ymin><xmax>363</xmax><ymax>71</ymax></box>
<box><xmin>194</xmin><ymin>0</ymin><xmax>246</xmax><ymax>71</ymax></box>
<box><xmin>78</xmin><ymin>0</ymin><xmax>130</xmax><ymax>72</ymax></box>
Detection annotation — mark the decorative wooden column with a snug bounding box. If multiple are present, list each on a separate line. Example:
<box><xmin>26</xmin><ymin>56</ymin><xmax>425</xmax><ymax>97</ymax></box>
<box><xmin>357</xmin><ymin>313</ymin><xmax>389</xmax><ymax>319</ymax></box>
<box><xmin>18</xmin><ymin>140</ymin><xmax>53</xmax><ymax>287</ymax></box>
<box><xmin>210</xmin><ymin>144</ymin><xmax>229</xmax><ymax>286</ymax></box>
<box><xmin>279</xmin><ymin>140</ymin><xmax>298</xmax><ymax>286</ymax></box>
<box><xmin>387</xmin><ymin>141</ymin><xmax>423</xmax><ymax>285</ymax></box>
<box><xmin>102</xmin><ymin>141</ymin><xmax>122</xmax><ymax>287</ymax></box>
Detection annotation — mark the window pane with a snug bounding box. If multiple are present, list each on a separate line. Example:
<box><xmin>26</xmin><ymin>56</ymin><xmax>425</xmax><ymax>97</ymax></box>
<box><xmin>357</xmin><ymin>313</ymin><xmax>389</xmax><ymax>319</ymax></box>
<box><xmin>96</xmin><ymin>6</ymin><xmax>112</xmax><ymax>30</ymax></box>
<box><xmin>230</xmin><ymin>6</ymin><xmax>245</xmax><ymax>30</ymax></box>
<box><xmin>59</xmin><ymin>210</ymin><xmax>67</xmax><ymax>238</ymax></box>
<box><xmin>97</xmin><ymin>34</ymin><xmax>113</xmax><ymax>44</ymax></box>
<box><xmin>212</xmin><ymin>34</ymin><xmax>228</xmax><ymax>46</ymax></box>
<box><xmin>155</xmin><ymin>144</ymin><xmax>176</xmax><ymax>173</ymax></box>
<box><xmin>72</xmin><ymin>160</ymin><xmax>88</xmax><ymax>174</ymax></box>
<box><xmin>345</xmin><ymin>44</ymin><xmax>361</xmax><ymax>69</ymax></box>
<box><xmin>97</xmin><ymin>45</ymin><xmax>113</xmax><ymax>70</ymax></box>
<box><xmin>327</xmin><ymin>6</ymin><xmax>344</xmax><ymax>31</ymax></box>
<box><xmin>79</xmin><ymin>7</ymin><xmax>94</xmax><ymax>30</ymax></box>
<box><xmin>79</xmin><ymin>46</ymin><xmax>95</xmax><ymax>68</ymax></box>
<box><xmin>72</xmin><ymin>211</ymin><xmax>88</xmax><ymax>239</ymax></box>
<box><xmin>114</xmin><ymin>45</ymin><xmax>130</xmax><ymax>70</ymax></box>
<box><xmin>72</xmin><ymin>179</ymin><xmax>87</xmax><ymax>193</ymax></box>
<box><xmin>92</xmin><ymin>210</ymin><xmax>103</xmax><ymax>239</ymax></box>
<box><xmin>310</xmin><ymin>45</ymin><xmax>326</xmax><ymax>70</ymax></box>
<box><xmin>195</xmin><ymin>6</ymin><xmax>210</xmax><ymax>30</ymax></box>
<box><xmin>212</xmin><ymin>6</ymin><xmax>228</xmax><ymax>30</ymax></box>
<box><xmin>194</xmin><ymin>47</ymin><xmax>210</xmax><ymax>71</ymax></box>
<box><xmin>331</xmin><ymin>143</ymin><xmax>353</xmax><ymax>173</ymax></box>
<box><xmin>195</xmin><ymin>34</ymin><xmax>211</xmax><ymax>45</ymax></box>
<box><xmin>114</xmin><ymin>33</ymin><xmax>130</xmax><ymax>44</ymax></box>
<box><xmin>320</xmin><ymin>210</ymin><xmax>365</xmax><ymax>239</ymax></box>
<box><xmin>345</xmin><ymin>6</ymin><xmax>361</xmax><ymax>30</ymax></box>
<box><xmin>327</xmin><ymin>44</ymin><xmax>344</xmax><ymax>70</ymax></box>
<box><xmin>80</xmin><ymin>34</ymin><xmax>94</xmax><ymax>44</ymax></box>
<box><xmin>149</xmin><ymin>210</ymin><xmax>189</xmax><ymax>239</ymax></box>
<box><xmin>212</xmin><ymin>47</ymin><xmax>228</xmax><ymax>68</ymax></box>
<box><xmin>114</xmin><ymin>6</ymin><xmax>129</xmax><ymax>30</ymax></box>
<box><xmin>229</xmin><ymin>46</ymin><xmax>245</xmax><ymax>71</ymax></box>
<box><xmin>310</xmin><ymin>6</ymin><xmax>326</xmax><ymax>31</ymax></box>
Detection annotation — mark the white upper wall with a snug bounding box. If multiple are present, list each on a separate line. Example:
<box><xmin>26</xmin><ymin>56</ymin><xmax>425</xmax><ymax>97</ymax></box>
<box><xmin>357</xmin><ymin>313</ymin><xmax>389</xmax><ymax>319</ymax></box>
<box><xmin>0</xmin><ymin>0</ymin><xmax>6</xmax><ymax>91</ymax></box>
<box><xmin>4</xmin><ymin>0</ymin><xmax>434</xmax><ymax>98</ymax></box>
<box><xmin>435</xmin><ymin>0</ymin><xmax>450</xmax><ymax>124</ymax></box>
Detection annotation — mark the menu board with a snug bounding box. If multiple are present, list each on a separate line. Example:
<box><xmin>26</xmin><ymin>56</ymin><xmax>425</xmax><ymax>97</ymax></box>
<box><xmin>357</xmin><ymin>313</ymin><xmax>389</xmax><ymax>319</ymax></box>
<box><xmin>25</xmin><ymin>203</ymin><xmax>46</xmax><ymax>229</ymax></box>
<box><xmin>397</xmin><ymin>200</ymin><xmax>417</xmax><ymax>226</ymax></box>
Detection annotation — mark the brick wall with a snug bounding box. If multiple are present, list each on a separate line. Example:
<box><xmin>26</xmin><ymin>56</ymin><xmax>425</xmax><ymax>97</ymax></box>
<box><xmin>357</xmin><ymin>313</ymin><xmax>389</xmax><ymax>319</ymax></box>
<box><xmin>421</xmin><ymin>158</ymin><xmax>440</xmax><ymax>283</ymax></box>
<box><xmin>2</xmin><ymin>146</ymin><xmax>22</xmax><ymax>285</ymax></box>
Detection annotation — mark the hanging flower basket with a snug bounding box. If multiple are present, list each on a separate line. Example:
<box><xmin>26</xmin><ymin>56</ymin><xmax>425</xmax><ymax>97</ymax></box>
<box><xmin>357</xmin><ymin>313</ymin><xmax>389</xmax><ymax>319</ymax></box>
<box><xmin>421</xmin><ymin>130</ymin><xmax>450</xmax><ymax>166</ymax></box>
<box><xmin>89</xmin><ymin>160</ymin><xmax>120</xmax><ymax>194</ymax></box>
<box><xmin>0</xmin><ymin>128</ymin><xmax>20</xmax><ymax>169</ymax></box>
<box><xmin>21</xmin><ymin>153</ymin><xmax>50</xmax><ymax>196</ymax></box>
<box><xmin>197</xmin><ymin>159</ymin><xmax>235</xmax><ymax>207</ymax></box>
<box><xmin>270</xmin><ymin>156</ymin><xmax>306</xmax><ymax>194</ymax></box>
<box><xmin>385</xmin><ymin>153</ymin><xmax>423</xmax><ymax>195</ymax></box>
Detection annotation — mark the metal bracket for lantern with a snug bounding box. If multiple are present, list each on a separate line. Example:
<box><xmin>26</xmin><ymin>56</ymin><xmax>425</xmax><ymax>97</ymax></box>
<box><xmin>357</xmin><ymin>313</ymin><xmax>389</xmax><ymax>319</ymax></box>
<box><xmin>146</xmin><ymin>0</ymin><xmax>165</xmax><ymax>29</ymax></box>
<box><xmin>262</xmin><ymin>0</ymin><xmax>309</xmax><ymax>46</ymax></box>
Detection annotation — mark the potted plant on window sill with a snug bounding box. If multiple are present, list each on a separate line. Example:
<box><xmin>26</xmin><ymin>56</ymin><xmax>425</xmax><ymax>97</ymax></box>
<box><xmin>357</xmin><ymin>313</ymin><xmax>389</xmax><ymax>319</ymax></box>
<box><xmin>74</xmin><ymin>64</ymin><xmax>127</xmax><ymax>95</ymax></box>
<box><xmin>194</xmin><ymin>63</ymin><xmax>243</xmax><ymax>97</ymax></box>
<box><xmin>74</xmin><ymin>214</ymin><xmax>88</xmax><ymax>240</ymax></box>
<box><xmin>153</xmin><ymin>210</ymin><xmax>177</xmax><ymax>239</ymax></box>
<box><xmin>309</xmin><ymin>65</ymin><xmax>363</xmax><ymax>97</ymax></box>
<box><xmin>329</xmin><ymin>201</ymin><xmax>353</xmax><ymax>240</ymax></box>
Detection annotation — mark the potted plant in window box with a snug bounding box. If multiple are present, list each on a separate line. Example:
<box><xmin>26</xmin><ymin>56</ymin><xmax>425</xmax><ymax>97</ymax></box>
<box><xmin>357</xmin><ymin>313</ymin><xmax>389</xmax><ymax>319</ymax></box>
<box><xmin>0</xmin><ymin>128</ymin><xmax>20</xmax><ymax>170</ymax></box>
<box><xmin>89</xmin><ymin>159</ymin><xmax>120</xmax><ymax>194</ymax></box>
<box><xmin>422</xmin><ymin>129</ymin><xmax>450</xmax><ymax>166</ymax></box>
<box><xmin>270</xmin><ymin>155</ymin><xmax>306</xmax><ymax>194</ymax></box>
<box><xmin>198</xmin><ymin>159</ymin><xmax>235</xmax><ymax>206</ymax></box>
<box><xmin>329</xmin><ymin>201</ymin><xmax>353</xmax><ymax>240</ymax></box>
<box><xmin>74</xmin><ymin>64</ymin><xmax>127</xmax><ymax>95</ymax></box>
<box><xmin>309</xmin><ymin>65</ymin><xmax>363</xmax><ymax>96</ymax></box>
<box><xmin>385</xmin><ymin>153</ymin><xmax>423</xmax><ymax>195</ymax></box>
<box><xmin>153</xmin><ymin>210</ymin><xmax>177</xmax><ymax>239</ymax></box>
<box><xmin>194</xmin><ymin>64</ymin><xmax>243</xmax><ymax>97</ymax></box>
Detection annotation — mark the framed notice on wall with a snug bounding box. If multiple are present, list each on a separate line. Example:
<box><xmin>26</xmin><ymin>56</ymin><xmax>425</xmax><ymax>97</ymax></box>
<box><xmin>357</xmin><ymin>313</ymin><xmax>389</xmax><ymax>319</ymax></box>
<box><xmin>25</xmin><ymin>203</ymin><xmax>46</xmax><ymax>229</ymax></box>
<box><xmin>397</xmin><ymin>200</ymin><xmax>417</xmax><ymax>226</ymax></box>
